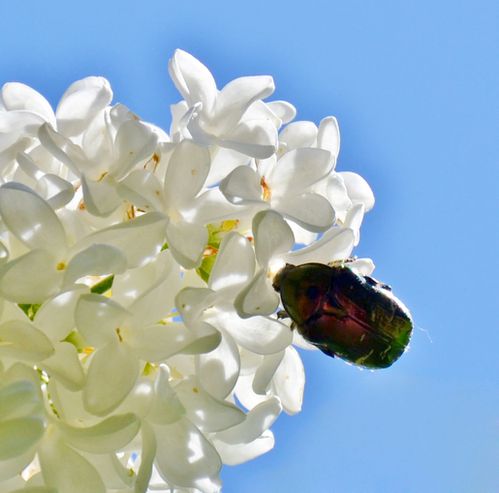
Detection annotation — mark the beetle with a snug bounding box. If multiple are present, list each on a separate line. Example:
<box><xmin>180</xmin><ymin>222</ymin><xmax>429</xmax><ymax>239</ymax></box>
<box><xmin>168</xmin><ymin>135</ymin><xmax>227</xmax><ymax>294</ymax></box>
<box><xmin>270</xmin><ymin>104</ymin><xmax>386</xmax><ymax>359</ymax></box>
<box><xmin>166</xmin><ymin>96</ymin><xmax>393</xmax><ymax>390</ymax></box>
<box><xmin>272</xmin><ymin>262</ymin><xmax>413</xmax><ymax>369</ymax></box>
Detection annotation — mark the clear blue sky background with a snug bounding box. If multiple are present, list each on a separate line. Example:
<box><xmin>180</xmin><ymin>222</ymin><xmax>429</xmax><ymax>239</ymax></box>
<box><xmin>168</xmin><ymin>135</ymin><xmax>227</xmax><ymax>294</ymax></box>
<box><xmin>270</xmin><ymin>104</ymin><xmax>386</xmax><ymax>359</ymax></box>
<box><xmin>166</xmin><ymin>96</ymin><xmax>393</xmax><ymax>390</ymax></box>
<box><xmin>1</xmin><ymin>1</ymin><xmax>498</xmax><ymax>492</ymax></box>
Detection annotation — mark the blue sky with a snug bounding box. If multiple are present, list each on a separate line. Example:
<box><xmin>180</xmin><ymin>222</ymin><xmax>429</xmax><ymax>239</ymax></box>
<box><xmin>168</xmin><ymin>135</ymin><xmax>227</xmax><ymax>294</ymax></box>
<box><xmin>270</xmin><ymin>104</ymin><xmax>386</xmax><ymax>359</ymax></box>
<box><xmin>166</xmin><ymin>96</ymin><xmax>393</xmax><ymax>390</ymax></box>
<box><xmin>1</xmin><ymin>1</ymin><xmax>498</xmax><ymax>491</ymax></box>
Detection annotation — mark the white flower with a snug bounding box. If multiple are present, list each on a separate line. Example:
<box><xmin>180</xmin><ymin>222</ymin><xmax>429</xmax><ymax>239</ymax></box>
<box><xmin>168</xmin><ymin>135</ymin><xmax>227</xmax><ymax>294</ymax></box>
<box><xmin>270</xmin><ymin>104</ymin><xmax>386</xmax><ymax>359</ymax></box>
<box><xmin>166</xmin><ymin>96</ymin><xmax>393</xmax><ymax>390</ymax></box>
<box><xmin>0</xmin><ymin>50</ymin><xmax>376</xmax><ymax>492</ymax></box>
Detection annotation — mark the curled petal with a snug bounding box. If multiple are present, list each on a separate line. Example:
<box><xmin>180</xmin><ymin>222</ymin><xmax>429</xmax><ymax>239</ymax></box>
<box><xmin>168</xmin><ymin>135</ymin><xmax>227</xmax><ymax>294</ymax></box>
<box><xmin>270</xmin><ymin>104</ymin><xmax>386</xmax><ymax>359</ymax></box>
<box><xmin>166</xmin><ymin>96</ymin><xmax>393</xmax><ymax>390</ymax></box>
<box><xmin>219</xmin><ymin>119</ymin><xmax>277</xmax><ymax>159</ymax></box>
<box><xmin>64</xmin><ymin>244</ymin><xmax>127</xmax><ymax>286</ymax></box>
<box><xmin>34</xmin><ymin>286</ymin><xmax>88</xmax><ymax>342</ymax></box>
<box><xmin>83</xmin><ymin>341</ymin><xmax>139</xmax><ymax>416</ymax></box>
<box><xmin>212</xmin><ymin>310</ymin><xmax>293</xmax><ymax>355</ymax></box>
<box><xmin>343</xmin><ymin>203</ymin><xmax>365</xmax><ymax>246</ymax></box>
<box><xmin>40</xmin><ymin>342</ymin><xmax>85</xmax><ymax>391</ymax></box>
<box><xmin>78</xmin><ymin>212</ymin><xmax>168</xmax><ymax>268</ymax></box>
<box><xmin>317</xmin><ymin>116</ymin><xmax>340</xmax><ymax>161</ymax></box>
<box><xmin>117</xmin><ymin>169</ymin><xmax>165</xmax><ymax>212</ymax></box>
<box><xmin>276</xmin><ymin>192</ymin><xmax>335</xmax><ymax>232</ymax></box>
<box><xmin>269</xmin><ymin>147</ymin><xmax>333</xmax><ymax>196</ymax></box>
<box><xmin>166</xmin><ymin>220</ymin><xmax>207</xmax><ymax>270</ymax></box>
<box><xmin>252</xmin><ymin>351</ymin><xmax>284</xmax><ymax>395</ymax></box>
<box><xmin>196</xmin><ymin>331</ymin><xmax>240</xmax><ymax>400</ymax></box>
<box><xmin>215</xmin><ymin>396</ymin><xmax>281</xmax><ymax>445</ymax></box>
<box><xmin>168</xmin><ymin>49</ymin><xmax>217</xmax><ymax>113</ymax></box>
<box><xmin>80</xmin><ymin>174</ymin><xmax>122</xmax><ymax>217</ymax></box>
<box><xmin>58</xmin><ymin>413</ymin><xmax>140</xmax><ymax>454</ymax></box>
<box><xmin>56</xmin><ymin>76</ymin><xmax>113</xmax><ymax>137</ymax></box>
<box><xmin>340</xmin><ymin>171</ymin><xmax>375</xmax><ymax>211</ymax></box>
<box><xmin>0</xmin><ymin>249</ymin><xmax>61</xmax><ymax>303</ymax></box>
<box><xmin>220</xmin><ymin>165</ymin><xmax>262</xmax><ymax>204</ymax></box>
<box><xmin>0</xmin><ymin>417</ymin><xmax>45</xmax><ymax>460</ymax></box>
<box><xmin>284</xmin><ymin>226</ymin><xmax>355</xmax><ymax>265</ymax></box>
<box><xmin>39</xmin><ymin>438</ymin><xmax>106</xmax><ymax>493</ymax></box>
<box><xmin>175</xmin><ymin>378</ymin><xmax>245</xmax><ymax>432</ymax></box>
<box><xmin>153</xmin><ymin>417</ymin><xmax>222</xmax><ymax>490</ymax></box>
<box><xmin>0</xmin><ymin>380</ymin><xmax>41</xmax><ymax>421</ymax></box>
<box><xmin>209</xmin><ymin>232</ymin><xmax>255</xmax><ymax>293</ymax></box>
<box><xmin>75</xmin><ymin>294</ymin><xmax>130</xmax><ymax>347</ymax></box>
<box><xmin>279</xmin><ymin>121</ymin><xmax>318</xmax><ymax>150</ymax></box>
<box><xmin>213</xmin><ymin>429</ymin><xmax>275</xmax><ymax>466</ymax></box>
<box><xmin>253</xmin><ymin>210</ymin><xmax>294</xmax><ymax>267</ymax></box>
<box><xmin>215</xmin><ymin>76</ymin><xmax>275</xmax><ymax>132</ymax></box>
<box><xmin>0</xmin><ymin>182</ymin><xmax>67</xmax><ymax>255</ymax></box>
<box><xmin>2</xmin><ymin>83</ymin><xmax>55</xmax><ymax>126</ymax></box>
<box><xmin>267</xmin><ymin>100</ymin><xmax>296</xmax><ymax>124</ymax></box>
<box><xmin>0</xmin><ymin>320</ymin><xmax>54</xmax><ymax>362</ymax></box>
<box><xmin>235</xmin><ymin>269</ymin><xmax>280</xmax><ymax>318</ymax></box>
<box><xmin>164</xmin><ymin>139</ymin><xmax>210</xmax><ymax>209</ymax></box>
<box><xmin>272</xmin><ymin>346</ymin><xmax>304</xmax><ymax>415</ymax></box>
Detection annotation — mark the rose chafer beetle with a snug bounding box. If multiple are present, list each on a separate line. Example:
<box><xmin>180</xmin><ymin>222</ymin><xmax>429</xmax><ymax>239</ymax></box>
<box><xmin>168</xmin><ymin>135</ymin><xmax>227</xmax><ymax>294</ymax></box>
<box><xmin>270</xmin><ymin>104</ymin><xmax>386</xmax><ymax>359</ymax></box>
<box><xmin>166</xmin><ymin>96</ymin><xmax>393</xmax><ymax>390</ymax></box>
<box><xmin>272</xmin><ymin>262</ymin><xmax>413</xmax><ymax>369</ymax></box>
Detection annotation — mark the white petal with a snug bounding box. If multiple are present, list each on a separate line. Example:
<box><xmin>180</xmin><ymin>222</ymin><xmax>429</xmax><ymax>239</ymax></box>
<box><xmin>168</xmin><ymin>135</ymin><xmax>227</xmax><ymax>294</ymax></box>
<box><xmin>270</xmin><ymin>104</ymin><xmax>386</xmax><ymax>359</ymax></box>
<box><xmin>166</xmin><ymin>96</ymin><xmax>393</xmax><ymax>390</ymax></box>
<box><xmin>209</xmin><ymin>232</ymin><xmax>255</xmax><ymax>292</ymax></box>
<box><xmin>220</xmin><ymin>119</ymin><xmax>277</xmax><ymax>159</ymax></box>
<box><xmin>215</xmin><ymin>396</ymin><xmax>281</xmax><ymax>445</ymax></box>
<box><xmin>267</xmin><ymin>100</ymin><xmax>296</xmax><ymax>124</ymax></box>
<box><xmin>181</xmin><ymin>322</ymin><xmax>222</xmax><ymax>355</ymax></box>
<box><xmin>75</xmin><ymin>294</ymin><xmax>130</xmax><ymax>347</ymax></box>
<box><xmin>213</xmin><ymin>310</ymin><xmax>293</xmax><ymax>355</ymax></box>
<box><xmin>147</xmin><ymin>366</ymin><xmax>186</xmax><ymax>425</ymax></box>
<box><xmin>163</xmin><ymin>139</ymin><xmax>210</xmax><ymax>209</ymax></box>
<box><xmin>234</xmin><ymin>373</ymin><xmax>268</xmax><ymax>410</ymax></box>
<box><xmin>196</xmin><ymin>331</ymin><xmax>240</xmax><ymax>400</ymax></box>
<box><xmin>0</xmin><ymin>110</ymin><xmax>44</xmax><ymax>151</ymax></box>
<box><xmin>215</xmin><ymin>76</ymin><xmax>275</xmax><ymax>132</ymax></box>
<box><xmin>0</xmin><ymin>380</ymin><xmax>41</xmax><ymax>421</ymax></box>
<box><xmin>80</xmin><ymin>174</ymin><xmax>122</xmax><ymax>217</ymax></box>
<box><xmin>128</xmin><ymin>251</ymin><xmax>180</xmax><ymax>326</ymax></box>
<box><xmin>206</xmin><ymin>146</ymin><xmax>250</xmax><ymax>185</ymax></box>
<box><xmin>111</xmin><ymin>120</ymin><xmax>158</xmax><ymax>180</ymax></box>
<box><xmin>213</xmin><ymin>429</ymin><xmax>274</xmax><ymax>466</ymax></box>
<box><xmin>59</xmin><ymin>413</ymin><xmax>140</xmax><ymax>454</ymax></box>
<box><xmin>343</xmin><ymin>203</ymin><xmax>365</xmax><ymax>246</ymax></box>
<box><xmin>253</xmin><ymin>210</ymin><xmax>294</xmax><ymax>267</ymax></box>
<box><xmin>117</xmin><ymin>169</ymin><xmax>165</xmax><ymax>212</ymax></box>
<box><xmin>84</xmin><ymin>341</ymin><xmax>139</xmax><ymax>416</ymax></box>
<box><xmin>78</xmin><ymin>212</ymin><xmax>167</xmax><ymax>268</ymax></box>
<box><xmin>64</xmin><ymin>244</ymin><xmax>127</xmax><ymax>286</ymax></box>
<box><xmin>0</xmin><ymin>249</ymin><xmax>61</xmax><ymax>303</ymax></box>
<box><xmin>39</xmin><ymin>438</ymin><xmax>106</xmax><ymax>493</ymax></box>
<box><xmin>154</xmin><ymin>417</ymin><xmax>221</xmax><ymax>489</ymax></box>
<box><xmin>0</xmin><ymin>182</ymin><xmax>67</xmax><ymax>254</ymax></box>
<box><xmin>168</xmin><ymin>50</ymin><xmax>217</xmax><ymax>112</ymax></box>
<box><xmin>2</xmin><ymin>83</ymin><xmax>55</xmax><ymax>126</ymax></box>
<box><xmin>0</xmin><ymin>446</ymin><xmax>37</xmax><ymax>481</ymax></box>
<box><xmin>235</xmin><ymin>269</ymin><xmax>280</xmax><ymax>318</ymax></box>
<box><xmin>34</xmin><ymin>286</ymin><xmax>87</xmax><ymax>342</ymax></box>
<box><xmin>269</xmin><ymin>148</ymin><xmax>332</xmax><ymax>196</ymax></box>
<box><xmin>0</xmin><ymin>320</ymin><xmax>54</xmax><ymax>362</ymax></box>
<box><xmin>56</xmin><ymin>76</ymin><xmax>113</xmax><ymax>137</ymax></box>
<box><xmin>135</xmin><ymin>422</ymin><xmax>157</xmax><ymax>493</ymax></box>
<box><xmin>41</xmin><ymin>342</ymin><xmax>85</xmax><ymax>391</ymax></box>
<box><xmin>340</xmin><ymin>171</ymin><xmax>375</xmax><ymax>211</ymax></box>
<box><xmin>279</xmin><ymin>121</ymin><xmax>318</xmax><ymax>150</ymax></box>
<box><xmin>252</xmin><ymin>351</ymin><xmax>284</xmax><ymax>395</ymax></box>
<box><xmin>276</xmin><ymin>192</ymin><xmax>335</xmax><ymax>232</ymax></box>
<box><xmin>0</xmin><ymin>417</ymin><xmax>44</xmax><ymax>460</ymax></box>
<box><xmin>175</xmin><ymin>287</ymin><xmax>217</xmax><ymax>325</ymax></box>
<box><xmin>284</xmin><ymin>226</ymin><xmax>355</xmax><ymax>264</ymax></box>
<box><xmin>326</xmin><ymin>172</ymin><xmax>352</xmax><ymax>222</ymax></box>
<box><xmin>175</xmin><ymin>378</ymin><xmax>245</xmax><ymax>432</ymax></box>
<box><xmin>192</xmin><ymin>188</ymin><xmax>251</xmax><ymax>224</ymax></box>
<box><xmin>132</xmin><ymin>323</ymin><xmax>195</xmax><ymax>362</ymax></box>
<box><xmin>272</xmin><ymin>346</ymin><xmax>304</xmax><ymax>415</ymax></box>
<box><xmin>317</xmin><ymin>116</ymin><xmax>340</xmax><ymax>160</ymax></box>
<box><xmin>39</xmin><ymin>173</ymin><xmax>75</xmax><ymax>210</ymax></box>
<box><xmin>166</xmin><ymin>220</ymin><xmax>207</xmax><ymax>269</ymax></box>
<box><xmin>347</xmin><ymin>257</ymin><xmax>375</xmax><ymax>276</ymax></box>
<box><xmin>219</xmin><ymin>165</ymin><xmax>262</xmax><ymax>204</ymax></box>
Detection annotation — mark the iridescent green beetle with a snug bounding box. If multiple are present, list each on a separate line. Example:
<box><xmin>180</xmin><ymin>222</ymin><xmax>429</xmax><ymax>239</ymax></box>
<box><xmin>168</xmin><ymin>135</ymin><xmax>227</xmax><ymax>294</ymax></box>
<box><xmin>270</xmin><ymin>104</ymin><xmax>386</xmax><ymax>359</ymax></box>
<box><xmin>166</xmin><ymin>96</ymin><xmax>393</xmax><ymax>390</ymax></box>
<box><xmin>272</xmin><ymin>262</ymin><xmax>413</xmax><ymax>369</ymax></box>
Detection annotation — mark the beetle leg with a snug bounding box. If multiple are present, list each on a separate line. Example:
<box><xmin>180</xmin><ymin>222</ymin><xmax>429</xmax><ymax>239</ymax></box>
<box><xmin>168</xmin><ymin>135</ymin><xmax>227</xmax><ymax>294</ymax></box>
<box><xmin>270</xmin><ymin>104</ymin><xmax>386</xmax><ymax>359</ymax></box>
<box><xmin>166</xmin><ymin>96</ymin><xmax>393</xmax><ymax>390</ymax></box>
<box><xmin>327</xmin><ymin>256</ymin><xmax>357</xmax><ymax>268</ymax></box>
<box><xmin>276</xmin><ymin>310</ymin><xmax>290</xmax><ymax>320</ymax></box>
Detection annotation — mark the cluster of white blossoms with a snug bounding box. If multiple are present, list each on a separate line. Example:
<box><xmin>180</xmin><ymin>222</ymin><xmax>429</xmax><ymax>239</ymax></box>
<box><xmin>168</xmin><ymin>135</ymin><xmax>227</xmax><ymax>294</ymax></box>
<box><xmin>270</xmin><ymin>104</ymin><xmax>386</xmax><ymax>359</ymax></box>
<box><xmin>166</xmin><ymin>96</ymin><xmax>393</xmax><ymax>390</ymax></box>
<box><xmin>0</xmin><ymin>50</ymin><xmax>375</xmax><ymax>492</ymax></box>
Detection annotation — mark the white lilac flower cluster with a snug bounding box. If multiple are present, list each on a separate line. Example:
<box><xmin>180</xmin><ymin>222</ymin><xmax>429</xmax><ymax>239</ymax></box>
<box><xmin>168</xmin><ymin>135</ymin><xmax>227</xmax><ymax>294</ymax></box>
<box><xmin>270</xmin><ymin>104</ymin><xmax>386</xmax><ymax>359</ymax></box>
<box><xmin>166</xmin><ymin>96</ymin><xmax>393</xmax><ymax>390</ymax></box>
<box><xmin>0</xmin><ymin>50</ymin><xmax>375</xmax><ymax>493</ymax></box>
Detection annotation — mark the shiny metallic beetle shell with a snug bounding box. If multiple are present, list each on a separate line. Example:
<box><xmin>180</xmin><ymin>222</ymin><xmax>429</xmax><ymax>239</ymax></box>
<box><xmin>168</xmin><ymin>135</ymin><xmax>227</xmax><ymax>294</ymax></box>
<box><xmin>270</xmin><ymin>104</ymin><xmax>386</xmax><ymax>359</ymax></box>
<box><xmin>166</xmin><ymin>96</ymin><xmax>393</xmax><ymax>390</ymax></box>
<box><xmin>273</xmin><ymin>263</ymin><xmax>413</xmax><ymax>369</ymax></box>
